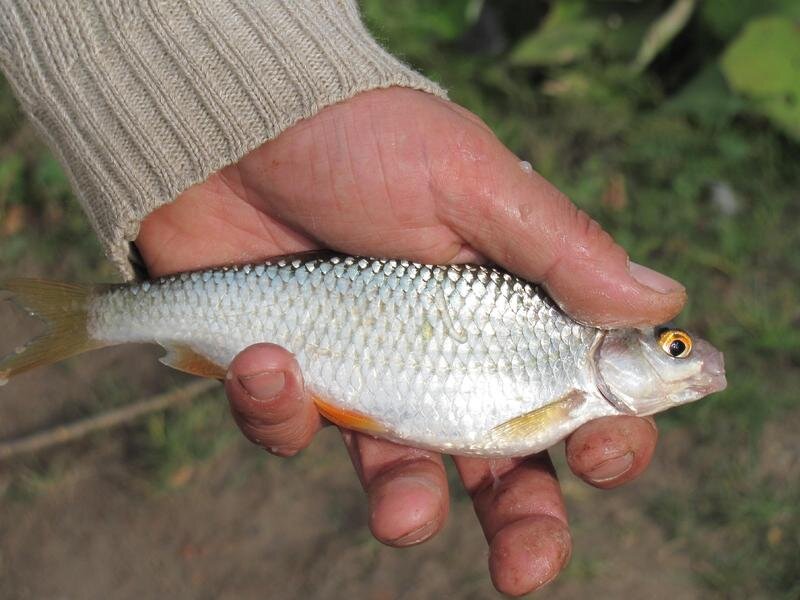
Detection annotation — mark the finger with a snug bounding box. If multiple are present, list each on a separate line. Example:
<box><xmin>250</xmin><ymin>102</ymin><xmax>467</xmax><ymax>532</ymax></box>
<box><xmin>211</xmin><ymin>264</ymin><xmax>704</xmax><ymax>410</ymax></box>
<box><xmin>454</xmin><ymin>454</ymin><xmax>571</xmax><ymax>596</ymax></box>
<box><xmin>225</xmin><ymin>343</ymin><xmax>321</xmax><ymax>456</ymax></box>
<box><xmin>565</xmin><ymin>415</ymin><xmax>658</xmax><ymax>489</ymax></box>
<box><xmin>341</xmin><ymin>431</ymin><xmax>449</xmax><ymax>547</ymax></box>
<box><xmin>430</xmin><ymin>133</ymin><xmax>686</xmax><ymax>327</ymax></box>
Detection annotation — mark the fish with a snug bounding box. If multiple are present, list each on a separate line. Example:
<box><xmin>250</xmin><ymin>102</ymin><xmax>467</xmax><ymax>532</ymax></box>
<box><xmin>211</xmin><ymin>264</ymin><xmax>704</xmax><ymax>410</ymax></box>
<box><xmin>0</xmin><ymin>252</ymin><xmax>726</xmax><ymax>457</ymax></box>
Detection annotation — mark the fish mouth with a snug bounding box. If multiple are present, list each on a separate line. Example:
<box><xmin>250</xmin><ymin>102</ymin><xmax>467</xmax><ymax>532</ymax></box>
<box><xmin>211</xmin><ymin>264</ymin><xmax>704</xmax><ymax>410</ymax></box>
<box><xmin>694</xmin><ymin>341</ymin><xmax>727</xmax><ymax>396</ymax></box>
<box><xmin>666</xmin><ymin>341</ymin><xmax>727</xmax><ymax>405</ymax></box>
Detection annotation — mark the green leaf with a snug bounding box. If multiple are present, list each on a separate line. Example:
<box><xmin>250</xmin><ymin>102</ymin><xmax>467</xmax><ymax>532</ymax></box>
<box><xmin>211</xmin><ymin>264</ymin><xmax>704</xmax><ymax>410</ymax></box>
<box><xmin>362</xmin><ymin>0</ymin><xmax>471</xmax><ymax>44</ymax></box>
<box><xmin>509</xmin><ymin>0</ymin><xmax>603</xmax><ymax>67</ymax></box>
<box><xmin>543</xmin><ymin>0</ymin><xmax>588</xmax><ymax>27</ymax></box>
<box><xmin>664</xmin><ymin>63</ymin><xmax>745</xmax><ymax>126</ymax></box>
<box><xmin>721</xmin><ymin>15</ymin><xmax>800</xmax><ymax>141</ymax></box>
<box><xmin>510</xmin><ymin>19</ymin><xmax>602</xmax><ymax>67</ymax></box>
<box><xmin>701</xmin><ymin>0</ymin><xmax>800</xmax><ymax>40</ymax></box>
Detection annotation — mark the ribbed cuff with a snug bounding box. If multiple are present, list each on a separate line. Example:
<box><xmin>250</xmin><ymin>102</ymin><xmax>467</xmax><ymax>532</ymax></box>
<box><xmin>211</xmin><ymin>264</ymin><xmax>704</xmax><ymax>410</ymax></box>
<box><xmin>0</xmin><ymin>0</ymin><xmax>445</xmax><ymax>279</ymax></box>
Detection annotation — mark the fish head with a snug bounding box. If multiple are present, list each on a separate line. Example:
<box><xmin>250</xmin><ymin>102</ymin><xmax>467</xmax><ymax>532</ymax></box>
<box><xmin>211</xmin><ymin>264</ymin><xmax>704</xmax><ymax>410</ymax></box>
<box><xmin>594</xmin><ymin>326</ymin><xmax>726</xmax><ymax>416</ymax></box>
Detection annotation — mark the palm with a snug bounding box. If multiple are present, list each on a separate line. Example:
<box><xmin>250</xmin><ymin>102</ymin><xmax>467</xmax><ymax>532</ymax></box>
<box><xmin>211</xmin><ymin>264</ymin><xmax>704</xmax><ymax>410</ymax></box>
<box><xmin>137</xmin><ymin>88</ymin><xmax>674</xmax><ymax>595</ymax></box>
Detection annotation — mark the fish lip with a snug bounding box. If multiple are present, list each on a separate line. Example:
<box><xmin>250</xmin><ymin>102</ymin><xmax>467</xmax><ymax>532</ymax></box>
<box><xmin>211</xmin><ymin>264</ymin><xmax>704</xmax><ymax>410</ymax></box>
<box><xmin>700</xmin><ymin>350</ymin><xmax>727</xmax><ymax>395</ymax></box>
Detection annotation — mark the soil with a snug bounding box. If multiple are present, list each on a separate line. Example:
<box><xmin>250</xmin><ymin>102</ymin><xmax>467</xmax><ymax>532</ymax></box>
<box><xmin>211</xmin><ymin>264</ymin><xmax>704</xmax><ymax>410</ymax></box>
<box><xmin>0</xmin><ymin>303</ymin><xmax>702</xmax><ymax>599</ymax></box>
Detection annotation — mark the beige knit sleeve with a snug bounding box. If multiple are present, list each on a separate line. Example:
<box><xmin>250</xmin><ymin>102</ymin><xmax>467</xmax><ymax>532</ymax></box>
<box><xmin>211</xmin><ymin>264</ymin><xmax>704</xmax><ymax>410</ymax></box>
<box><xmin>0</xmin><ymin>0</ymin><xmax>445</xmax><ymax>279</ymax></box>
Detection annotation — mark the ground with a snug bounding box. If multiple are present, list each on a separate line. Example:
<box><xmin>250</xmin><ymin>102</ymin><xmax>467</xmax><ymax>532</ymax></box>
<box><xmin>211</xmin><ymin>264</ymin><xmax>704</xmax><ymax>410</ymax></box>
<box><xmin>0</xmin><ymin>342</ymin><xmax>700</xmax><ymax>599</ymax></box>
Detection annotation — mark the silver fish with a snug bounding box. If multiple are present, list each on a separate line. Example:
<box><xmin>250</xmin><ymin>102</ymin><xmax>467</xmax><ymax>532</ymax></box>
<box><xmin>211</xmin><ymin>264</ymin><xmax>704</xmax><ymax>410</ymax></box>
<box><xmin>0</xmin><ymin>253</ymin><xmax>726</xmax><ymax>457</ymax></box>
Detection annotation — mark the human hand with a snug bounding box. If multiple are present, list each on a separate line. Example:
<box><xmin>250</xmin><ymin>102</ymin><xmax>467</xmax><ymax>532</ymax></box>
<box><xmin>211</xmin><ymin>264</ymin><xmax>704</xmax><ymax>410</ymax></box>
<box><xmin>136</xmin><ymin>87</ymin><xmax>682</xmax><ymax>596</ymax></box>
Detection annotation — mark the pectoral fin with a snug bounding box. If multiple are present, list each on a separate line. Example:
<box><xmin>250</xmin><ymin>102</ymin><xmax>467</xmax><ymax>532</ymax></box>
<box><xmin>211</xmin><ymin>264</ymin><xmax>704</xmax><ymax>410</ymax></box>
<box><xmin>159</xmin><ymin>343</ymin><xmax>227</xmax><ymax>380</ymax></box>
<box><xmin>490</xmin><ymin>389</ymin><xmax>586</xmax><ymax>442</ymax></box>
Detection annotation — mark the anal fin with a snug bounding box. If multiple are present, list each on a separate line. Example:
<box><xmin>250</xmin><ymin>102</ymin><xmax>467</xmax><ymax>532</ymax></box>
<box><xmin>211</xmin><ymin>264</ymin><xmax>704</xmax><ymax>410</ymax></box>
<box><xmin>312</xmin><ymin>394</ymin><xmax>387</xmax><ymax>435</ymax></box>
<box><xmin>159</xmin><ymin>343</ymin><xmax>227</xmax><ymax>380</ymax></box>
<box><xmin>490</xmin><ymin>389</ymin><xmax>586</xmax><ymax>442</ymax></box>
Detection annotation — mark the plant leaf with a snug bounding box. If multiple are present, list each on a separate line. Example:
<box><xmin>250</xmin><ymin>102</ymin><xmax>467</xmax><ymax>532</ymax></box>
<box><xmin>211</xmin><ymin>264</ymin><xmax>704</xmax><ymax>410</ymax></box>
<box><xmin>664</xmin><ymin>63</ymin><xmax>745</xmax><ymax>126</ymax></box>
<box><xmin>510</xmin><ymin>19</ymin><xmax>602</xmax><ymax>67</ymax></box>
<box><xmin>701</xmin><ymin>0</ymin><xmax>800</xmax><ymax>40</ymax></box>
<box><xmin>721</xmin><ymin>15</ymin><xmax>800</xmax><ymax>141</ymax></box>
<box><xmin>510</xmin><ymin>1</ymin><xmax>602</xmax><ymax>68</ymax></box>
<box><xmin>632</xmin><ymin>0</ymin><xmax>697</xmax><ymax>73</ymax></box>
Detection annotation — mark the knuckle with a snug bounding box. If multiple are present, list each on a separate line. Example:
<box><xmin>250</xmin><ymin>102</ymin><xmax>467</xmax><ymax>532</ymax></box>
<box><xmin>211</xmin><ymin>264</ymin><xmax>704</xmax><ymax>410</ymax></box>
<box><xmin>236</xmin><ymin>413</ymin><xmax>313</xmax><ymax>454</ymax></box>
<box><xmin>487</xmin><ymin>478</ymin><xmax>564</xmax><ymax>523</ymax></box>
<box><xmin>565</xmin><ymin>202</ymin><xmax>626</xmax><ymax>262</ymax></box>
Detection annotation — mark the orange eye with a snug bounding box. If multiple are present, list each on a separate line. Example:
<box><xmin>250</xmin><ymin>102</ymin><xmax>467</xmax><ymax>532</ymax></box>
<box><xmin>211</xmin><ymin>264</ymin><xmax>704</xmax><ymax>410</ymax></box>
<box><xmin>658</xmin><ymin>329</ymin><xmax>692</xmax><ymax>358</ymax></box>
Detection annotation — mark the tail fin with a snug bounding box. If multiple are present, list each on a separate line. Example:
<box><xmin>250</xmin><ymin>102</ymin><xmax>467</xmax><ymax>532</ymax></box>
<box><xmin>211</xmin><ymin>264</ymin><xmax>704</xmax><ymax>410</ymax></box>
<box><xmin>0</xmin><ymin>278</ymin><xmax>105</xmax><ymax>385</ymax></box>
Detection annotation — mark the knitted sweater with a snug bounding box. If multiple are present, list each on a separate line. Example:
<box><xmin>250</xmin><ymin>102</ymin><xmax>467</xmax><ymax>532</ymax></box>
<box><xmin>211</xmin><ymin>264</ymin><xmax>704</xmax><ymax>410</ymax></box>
<box><xmin>0</xmin><ymin>0</ymin><xmax>443</xmax><ymax>279</ymax></box>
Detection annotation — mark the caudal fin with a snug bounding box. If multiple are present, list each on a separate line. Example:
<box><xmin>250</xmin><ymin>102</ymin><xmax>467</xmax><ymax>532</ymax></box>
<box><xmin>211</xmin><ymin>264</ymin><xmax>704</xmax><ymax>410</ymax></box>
<box><xmin>0</xmin><ymin>278</ymin><xmax>105</xmax><ymax>385</ymax></box>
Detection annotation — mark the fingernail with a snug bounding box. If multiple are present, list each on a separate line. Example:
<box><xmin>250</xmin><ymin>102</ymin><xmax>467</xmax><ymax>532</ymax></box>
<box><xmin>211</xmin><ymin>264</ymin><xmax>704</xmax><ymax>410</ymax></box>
<box><xmin>391</xmin><ymin>520</ymin><xmax>438</xmax><ymax>547</ymax></box>
<box><xmin>239</xmin><ymin>371</ymin><xmax>285</xmax><ymax>401</ymax></box>
<box><xmin>586</xmin><ymin>452</ymin><xmax>634</xmax><ymax>483</ymax></box>
<box><xmin>629</xmin><ymin>262</ymin><xmax>684</xmax><ymax>295</ymax></box>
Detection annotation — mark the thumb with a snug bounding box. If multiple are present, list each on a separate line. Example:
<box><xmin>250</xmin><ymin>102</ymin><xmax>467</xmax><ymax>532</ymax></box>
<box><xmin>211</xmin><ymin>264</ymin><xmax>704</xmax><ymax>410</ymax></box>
<box><xmin>432</xmin><ymin>131</ymin><xmax>686</xmax><ymax>327</ymax></box>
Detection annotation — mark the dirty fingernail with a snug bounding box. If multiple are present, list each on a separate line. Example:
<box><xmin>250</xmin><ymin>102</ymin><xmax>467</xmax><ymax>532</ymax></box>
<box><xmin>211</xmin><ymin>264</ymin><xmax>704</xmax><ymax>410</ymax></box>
<box><xmin>239</xmin><ymin>371</ymin><xmax>285</xmax><ymax>401</ymax></box>
<box><xmin>586</xmin><ymin>452</ymin><xmax>634</xmax><ymax>483</ymax></box>
<box><xmin>629</xmin><ymin>262</ymin><xmax>684</xmax><ymax>295</ymax></box>
<box><xmin>391</xmin><ymin>520</ymin><xmax>438</xmax><ymax>547</ymax></box>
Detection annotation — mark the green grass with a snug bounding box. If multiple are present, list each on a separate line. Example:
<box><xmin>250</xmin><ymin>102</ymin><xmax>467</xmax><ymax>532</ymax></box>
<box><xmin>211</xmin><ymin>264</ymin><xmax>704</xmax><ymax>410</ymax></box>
<box><xmin>128</xmin><ymin>391</ymin><xmax>235</xmax><ymax>491</ymax></box>
<box><xmin>1</xmin><ymin>0</ymin><xmax>799</xmax><ymax>595</ymax></box>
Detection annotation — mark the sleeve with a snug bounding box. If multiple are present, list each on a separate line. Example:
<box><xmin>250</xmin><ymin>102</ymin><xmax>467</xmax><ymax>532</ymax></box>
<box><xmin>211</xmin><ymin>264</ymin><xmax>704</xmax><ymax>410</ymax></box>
<box><xmin>0</xmin><ymin>0</ymin><xmax>445</xmax><ymax>279</ymax></box>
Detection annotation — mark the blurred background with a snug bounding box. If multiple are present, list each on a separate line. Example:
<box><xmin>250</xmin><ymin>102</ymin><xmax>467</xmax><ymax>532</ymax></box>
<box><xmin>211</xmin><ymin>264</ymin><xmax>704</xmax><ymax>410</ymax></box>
<box><xmin>0</xmin><ymin>0</ymin><xmax>798</xmax><ymax>598</ymax></box>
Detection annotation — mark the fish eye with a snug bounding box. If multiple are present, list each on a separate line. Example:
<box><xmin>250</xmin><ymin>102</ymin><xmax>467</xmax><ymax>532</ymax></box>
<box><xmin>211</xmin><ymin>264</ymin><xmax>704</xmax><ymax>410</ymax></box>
<box><xmin>657</xmin><ymin>329</ymin><xmax>692</xmax><ymax>358</ymax></box>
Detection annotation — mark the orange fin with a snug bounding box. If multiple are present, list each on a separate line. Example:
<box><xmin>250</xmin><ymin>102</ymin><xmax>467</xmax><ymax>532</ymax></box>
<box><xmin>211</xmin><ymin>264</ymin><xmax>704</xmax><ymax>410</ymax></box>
<box><xmin>490</xmin><ymin>389</ymin><xmax>586</xmax><ymax>442</ymax></box>
<box><xmin>159</xmin><ymin>343</ymin><xmax>227</xmax><ymax>380</ymax></box>
<box><xmin>312</xmin><ymin>394</ymin><xmax>387</xmax><ymax>434</ymax></box>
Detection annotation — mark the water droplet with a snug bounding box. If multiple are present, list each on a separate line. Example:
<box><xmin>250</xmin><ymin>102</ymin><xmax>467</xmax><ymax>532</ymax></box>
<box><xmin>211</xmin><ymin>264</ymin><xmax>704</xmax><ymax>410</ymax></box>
<box><xmin>519</xmin><ymin>160</ymin><xmax>533</xmax><ymax>174</ymax></box>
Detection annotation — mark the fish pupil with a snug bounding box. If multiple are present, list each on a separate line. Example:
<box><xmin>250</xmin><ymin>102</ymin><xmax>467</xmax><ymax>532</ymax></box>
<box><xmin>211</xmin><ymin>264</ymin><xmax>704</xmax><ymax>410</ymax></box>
<box><xmin>669</xmin><ymin>340</ymin><xmax>686</xmax><ymax>357</ymax></box>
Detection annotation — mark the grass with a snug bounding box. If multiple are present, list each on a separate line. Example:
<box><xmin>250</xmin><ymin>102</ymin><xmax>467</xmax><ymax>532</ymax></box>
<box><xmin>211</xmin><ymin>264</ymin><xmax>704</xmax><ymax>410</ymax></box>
<box><xmin>129</xmin><ymin>391</ymin><xmax>236</xmax><ymax>491</ymax></box>
<box><xmin>0</xmin><ymin>0</ymin><xmax>798</xmax><ymax>595</ymax></box>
